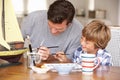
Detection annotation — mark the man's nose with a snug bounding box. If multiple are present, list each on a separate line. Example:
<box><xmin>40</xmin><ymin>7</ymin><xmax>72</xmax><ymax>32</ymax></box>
<box><xmin>51</xmin><ymin>28</ymin><xmax>58</xmax><ymax>34</ymax></box>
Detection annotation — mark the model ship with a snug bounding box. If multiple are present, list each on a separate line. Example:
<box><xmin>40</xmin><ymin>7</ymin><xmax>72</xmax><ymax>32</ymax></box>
<box><xmin>0</xmin><ymin>0</ymin><xmax>28</xmax><ymax>63</ymax></box>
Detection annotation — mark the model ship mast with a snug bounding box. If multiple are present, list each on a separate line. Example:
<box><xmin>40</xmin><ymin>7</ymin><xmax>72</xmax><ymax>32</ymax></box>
<box><xmin>2</xmin><ymin>0</ymin><xmax>5</xmax><ymax>40</ymax></box>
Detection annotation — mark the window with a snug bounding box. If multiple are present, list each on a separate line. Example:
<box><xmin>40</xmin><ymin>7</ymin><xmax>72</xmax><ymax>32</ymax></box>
<box><xmin>12</xmin><ymin>0</ymin><xmax>47</xmax><ymax>16</ymax></box>
<box><xmin>12</xmin><ymin>0</ymin><xmax>24</xmax><ymax>16</ymax></box>
<box><xmin>27</xmin><ymin>0</ymin><xmax>47</xmax><ymax>13</ymax></box>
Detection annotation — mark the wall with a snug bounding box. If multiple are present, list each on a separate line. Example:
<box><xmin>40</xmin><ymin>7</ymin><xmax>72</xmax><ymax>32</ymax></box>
<box><xmin>47</xmin><ymin>0</ymin><xmax>119</xmax><ymax>26</ymax></box>
<box><xmin>14</xmin><ymin>0</ymin><xmax>119</xmax><ymax>26</ymax></box>
<box><xmin>95</xmin><ymin>0</ymin><xmax>119</xmax><ymax>25</ymax></box>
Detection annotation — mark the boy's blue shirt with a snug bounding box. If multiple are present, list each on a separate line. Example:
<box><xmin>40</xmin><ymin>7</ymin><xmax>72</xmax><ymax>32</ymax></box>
<box><xmin>72</xmin><ymin>46</ymin><xmax>112</xmax><ymax>66</ymax></box>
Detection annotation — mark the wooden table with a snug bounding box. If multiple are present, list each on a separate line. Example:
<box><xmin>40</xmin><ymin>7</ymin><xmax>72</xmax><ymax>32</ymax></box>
<box><xmin>0</xmin><ymin>58</ymin><xmax>120</xmax><ymax>80</ymax></box>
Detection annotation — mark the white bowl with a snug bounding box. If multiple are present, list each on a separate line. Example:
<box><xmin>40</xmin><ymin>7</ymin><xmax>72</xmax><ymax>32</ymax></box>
<box><xmin>31</xmin><ymin>66</ymin><xmax>50</xmax><ymax>73</ymax></box>
<box><xmin>51</xmin><ymin>63</ymin><xmax>76</xmax><ymax>75</ymax></box>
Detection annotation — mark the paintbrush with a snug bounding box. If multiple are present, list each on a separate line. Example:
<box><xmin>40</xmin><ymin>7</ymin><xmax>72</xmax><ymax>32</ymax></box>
<box><xmin>52</xmin><ymin>53</ymin><xmax>69</xmax><ymax>55</ymax></box>
<box><xmin>47</xmin><ymin>46</ymin><xmax>59</xmax><ymax>48</ymax></box>
<box><xmin>37</xmin><ymin>46</ymin><xmax>59</xmax><ymax>49</ymax></box>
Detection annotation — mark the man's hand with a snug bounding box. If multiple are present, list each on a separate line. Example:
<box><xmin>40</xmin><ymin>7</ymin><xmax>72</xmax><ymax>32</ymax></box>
<box><xmin>38</xmin><ymin>46</ymin><xmax>50</xmax><ymax>60</ymax></box>
<box><xmin>54</xmin><ymin>52</ymin><xmax>70</xmax><ymax>63</ymax></box>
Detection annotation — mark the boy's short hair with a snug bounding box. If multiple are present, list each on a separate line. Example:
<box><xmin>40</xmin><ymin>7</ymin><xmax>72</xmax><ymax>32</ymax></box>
<box><xmin>82</xmin><ymin>20</ymin><xmax>111</xmax><ymax>49</ymax></box>
<box><xmin>47</xmin><ymin>0</ymin><xmax>75</xmax><ymax>24</ymax></box>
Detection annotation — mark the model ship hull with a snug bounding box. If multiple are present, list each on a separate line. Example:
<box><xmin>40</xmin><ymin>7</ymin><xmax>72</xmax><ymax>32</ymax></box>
<box><xmin>0</xmin><ymin>42</ymin><xmax>28</xmax><ymax>63</ymax></box>
<box><xmin>0</xmin><ymin>48</ymin><xmax>28</xmax><ymax>63</ymax></box>
<box><xmin>0</xmin><ymin>53</ymin><xmax>22</xmax><ymax>63</ymax></box>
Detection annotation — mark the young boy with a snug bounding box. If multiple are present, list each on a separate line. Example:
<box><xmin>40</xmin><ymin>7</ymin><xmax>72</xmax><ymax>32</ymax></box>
<box><xmin>55</xmin><ymin>20</ymin><xmax>112</xmax><ymax>66</ymax></box>
<box><xmin>72</xmin><ymin>20</ymin><xmax>112</xmax><ymax>66</ymax></box>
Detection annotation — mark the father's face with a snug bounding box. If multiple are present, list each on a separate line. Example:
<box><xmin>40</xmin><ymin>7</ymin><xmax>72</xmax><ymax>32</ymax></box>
<box><xmin>48</xmin><ymin>20</ymin><xmax>68</xmax><ymax>35</ymax></box>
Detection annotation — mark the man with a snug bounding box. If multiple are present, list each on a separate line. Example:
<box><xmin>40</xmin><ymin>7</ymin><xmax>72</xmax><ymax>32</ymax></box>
<box><xmin>21</xmin><ymin>0</ymin><xmax>83</xmax><ymax>62</ymax></box>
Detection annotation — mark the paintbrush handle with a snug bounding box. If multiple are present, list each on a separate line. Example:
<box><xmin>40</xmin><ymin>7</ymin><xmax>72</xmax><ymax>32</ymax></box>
<box><xmin>37</xmin><ymin>46</ymin><xmax>59</xmax><ymax>49</ymax></box>
<box><xmin>52</xmin><ymin>53</ymin><xmax>69</xmax><ymax>55</ymax></box>
<box><xmin>47</xmin><ymin>46</ymin><xmax>59</xmax><ymax>48</ymax></box>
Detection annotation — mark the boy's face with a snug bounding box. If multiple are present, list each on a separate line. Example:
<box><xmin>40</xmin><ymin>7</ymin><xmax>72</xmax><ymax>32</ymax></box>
<box><xmin>80</xmin><ymin>36</ymin><xmax>98</xmax><ymax>54</ymax></box>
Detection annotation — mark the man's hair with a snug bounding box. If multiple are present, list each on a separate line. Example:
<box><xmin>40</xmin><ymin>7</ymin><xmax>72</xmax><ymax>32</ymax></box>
<box><xmin>47</xmin><ymin>0</ymin><xmax>75</xmax><ymax>24</ymax></box>
<box><xmin>82</xmin><ymin>20</ymin><xmax>111</xmax><ymax>49</ymax></box>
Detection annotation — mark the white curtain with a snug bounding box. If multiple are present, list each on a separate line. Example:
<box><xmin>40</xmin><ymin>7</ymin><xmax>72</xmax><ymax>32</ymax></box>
<box><xmin>12</xmin><ymin>0</ymin><xmax>47</xmax><ymax>16</ymax></box>
<box><xmin>27</xmin><ymin>0</ymin><xmax>47</xmax><ymax>13</ymax></box>
<box><xmin>12</xmin><ymin>0</ymin><xmax>24</xmax><ymax>16</ymax></box>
